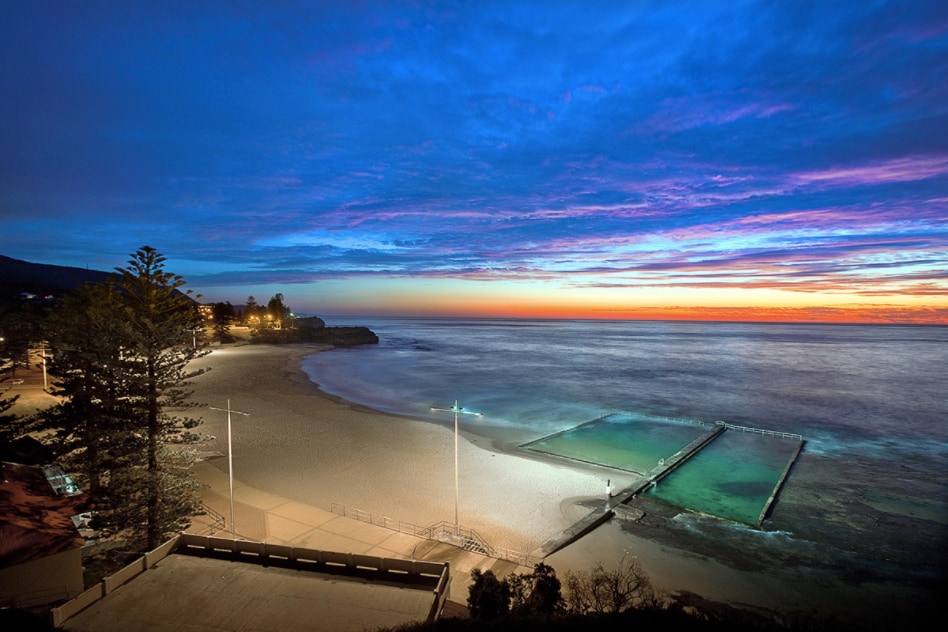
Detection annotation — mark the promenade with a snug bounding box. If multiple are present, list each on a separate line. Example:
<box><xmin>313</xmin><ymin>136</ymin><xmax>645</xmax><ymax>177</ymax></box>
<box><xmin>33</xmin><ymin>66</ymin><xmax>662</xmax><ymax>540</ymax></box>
<box><xmin>58</xmin><ymin>459</ymin><xmax>528</xmax><ymax>631</ymax></box>
<box><xmin>187</xmin><ymin>459</ymin><xmax>532</xmax><ymax>601</ymax></box>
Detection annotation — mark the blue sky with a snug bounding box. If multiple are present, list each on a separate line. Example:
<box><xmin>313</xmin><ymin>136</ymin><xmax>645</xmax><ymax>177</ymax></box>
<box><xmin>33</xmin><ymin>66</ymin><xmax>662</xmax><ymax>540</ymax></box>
<box><xmin>1</xmin><ymin>1</ymin><xmax>946</xmax><ymax>322</ymax></box>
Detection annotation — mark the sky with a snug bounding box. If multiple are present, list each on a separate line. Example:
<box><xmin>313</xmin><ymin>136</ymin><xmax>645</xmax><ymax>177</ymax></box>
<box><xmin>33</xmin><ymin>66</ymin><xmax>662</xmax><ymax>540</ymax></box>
<box><xmin>1</xmin><ymin>1</ymin><xmax>946</xmax><ymax>324</ymax></box>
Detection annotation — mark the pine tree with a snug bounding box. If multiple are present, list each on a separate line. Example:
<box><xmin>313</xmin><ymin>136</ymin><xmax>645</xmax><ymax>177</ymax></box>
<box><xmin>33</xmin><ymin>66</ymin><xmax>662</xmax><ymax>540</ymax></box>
<box><xmin>115</xmin><ymin>246</ymin><xmax>209</xmax><ymax>550</ymax></box>
<box><xmin>37</xmin><ymin>282</ymin><xmax>140</xmax><ymax>503</ymax></box>
<box><xmin>211</xmin><ymin>302</ymin><xmax>236</xmax><ymax>343</ymax></box>
<box><xmin>0</xmin><ymin>391</ymin><xmax>20</xmax><ymax>449</ymax></box>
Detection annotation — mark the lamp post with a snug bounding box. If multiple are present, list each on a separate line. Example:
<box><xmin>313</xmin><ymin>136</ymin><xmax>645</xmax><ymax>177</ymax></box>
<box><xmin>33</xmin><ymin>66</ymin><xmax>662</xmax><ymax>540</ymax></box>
<box><xmin>40</xmin><ymin>342</ymin><xmax>47</xmax><ymax>392</ymax></box>
<box><xmin>431</xmin><ymin>400</ymin><xmax>483</xmax><ymax>536</ymax></box>
<box><xmin>209</xmin><ymin>399</ymin><xmax>250</xmax><ymax>538</ymax></box>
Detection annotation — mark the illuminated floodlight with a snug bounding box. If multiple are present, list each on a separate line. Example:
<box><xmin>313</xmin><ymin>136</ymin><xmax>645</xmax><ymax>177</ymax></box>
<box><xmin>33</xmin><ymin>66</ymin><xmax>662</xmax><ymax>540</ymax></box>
<box><xmin>431</xmin><ymin>400</ymin><xmax>483</xmax><ymax>536</ymax></box>
<box><xmin>209</xmin><ymin>399</ymin><xmax>250</xmax><ymax>538</ymax></box>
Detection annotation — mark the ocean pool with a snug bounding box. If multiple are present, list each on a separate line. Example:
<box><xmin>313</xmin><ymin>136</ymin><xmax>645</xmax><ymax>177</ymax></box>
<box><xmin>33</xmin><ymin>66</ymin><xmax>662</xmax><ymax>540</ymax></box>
<box><xmin>520</xmin><ymin>412</ymin><xmax>711</xmax><ymax>474</ymax></box>
<box><xmin>520</xmin><ymin>412</ymin><xmax>802</xmax><ymax>525</ymax></box>
<box><xmin>650</xmin><ymin>429</ymin><xmax>800</xmax><ymax>524</ymax></box>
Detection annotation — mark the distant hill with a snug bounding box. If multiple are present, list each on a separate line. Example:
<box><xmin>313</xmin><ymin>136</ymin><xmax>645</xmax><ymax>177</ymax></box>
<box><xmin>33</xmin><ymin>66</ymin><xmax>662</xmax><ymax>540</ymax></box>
<box><xmin>0</xmin><ymin>255</ymin><xmax>197</xmax><ymax>309</ymax></box>
<box><xmin>0</xmin><ymin>254</ymin><xmax>118</xmax><ymax>301</ymax></box>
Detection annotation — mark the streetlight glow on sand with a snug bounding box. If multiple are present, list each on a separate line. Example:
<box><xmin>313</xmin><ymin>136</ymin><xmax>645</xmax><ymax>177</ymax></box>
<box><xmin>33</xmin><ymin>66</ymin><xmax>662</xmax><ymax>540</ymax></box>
<box><xmin>431</xmin><ymin>400</ymin><xmax>483</xmax><ymax>536</ymax></box>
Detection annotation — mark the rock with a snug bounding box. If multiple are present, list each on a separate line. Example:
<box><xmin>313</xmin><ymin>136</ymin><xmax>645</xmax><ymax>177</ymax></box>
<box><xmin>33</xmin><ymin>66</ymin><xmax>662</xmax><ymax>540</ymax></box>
<box><xmin>305</xmin><ymin>326</ymin><xmax>379</xmax><ymax>346</ymax></box>
<box><xmin>250</xmin><ymin>324</ymin><xmax>378</xmax><ymax>346</ymax></box>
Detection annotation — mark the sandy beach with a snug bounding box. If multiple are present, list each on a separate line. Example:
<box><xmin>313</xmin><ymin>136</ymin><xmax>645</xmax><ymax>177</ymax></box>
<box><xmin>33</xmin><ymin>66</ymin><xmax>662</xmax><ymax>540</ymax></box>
<box><xmin>186</xmin><ymin>343</ymin><xmax>638</xmax><ymax>556</ymax></box>
<box><xmin>6</xmin><ymin>341</ymin><xmax>937</xmax><ymax>628</ymax></box>
<box><xmin>181</xmin><ymin>343</ymin><xmax>938</xmax><ymax>629</ymax></box>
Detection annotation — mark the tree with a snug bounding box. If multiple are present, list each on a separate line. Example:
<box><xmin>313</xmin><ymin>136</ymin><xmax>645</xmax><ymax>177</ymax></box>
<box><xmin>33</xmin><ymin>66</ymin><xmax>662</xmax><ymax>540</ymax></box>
<box><xmin>114</xmin><ymin>246</ymin><xmax>209</xmax><ymax>549</ymax></box>
<box><xmin>467</xmin><ymin>568</ymin><xmax>510</xmax><ymax>620</ymax></box>
<box><xmin>210</xmin><ymin>302</ymin><xmax>236</xmax><ymax>343</ymax></box>
<box><xmin>244</xmin><ymin>295</ymin><xmax>262</xmax><ymax>329</ymax></box>
<box><xmin>0</xmin><ymin>324</ymin><xmax>21</xmax><ymax>447</ymax></box>
<box><xmin>35</xmin><ymin>249</ymin><xmax>210</xmax><ymax>550</ymax></box>
<box><xmin>507</xmin><ymin>563</ymin><xmax>563</xmax><ymax>617</ymax></box>
<box><xmin>266</xmin><ymin>293</ymin><xmax>290</xmax><ymax>329</ymax></box>
<box><xmin>564</xmin><ymin>555</ymin><xmax>659</xmax><ymax>614</ymax></box>
<box><xmin>0</xmin><ymin>305</ymin><xmax>40</xmax><ymax>382</ymax></box>
<box><xmin>35</xmin><ymin>282</ymin><xmax>140</xmax><ymax>502</ymax></box>
<box><xmin>0</xmin><ymin>391</ymin><xmax>21</xmax><ymax>449</ymax></box>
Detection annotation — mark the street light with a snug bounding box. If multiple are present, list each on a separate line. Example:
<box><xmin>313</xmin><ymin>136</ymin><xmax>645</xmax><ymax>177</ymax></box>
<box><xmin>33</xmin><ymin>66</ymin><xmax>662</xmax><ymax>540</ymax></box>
<box><xmin>209</xmin><ymin>399</ymin><xmax>250</xmax><ymax>538</ymax></box>
<box><xmin>431</xmin><ymin>400</ymin><xmax>483</xmax><ymax>536</ymax></box>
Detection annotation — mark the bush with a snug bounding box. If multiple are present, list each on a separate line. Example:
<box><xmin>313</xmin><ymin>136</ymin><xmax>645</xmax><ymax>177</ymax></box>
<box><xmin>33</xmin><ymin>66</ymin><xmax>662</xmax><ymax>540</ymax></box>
<box><xmin>563</xmin><ymin>554</ymin><xmax>659</xmax><ymax>614</ymax></box>
<box><xmin>467</xmin><ymin>569</ymin><xmax>510</xmax><ymax>620</ymax></box>
<box><xmin>508</xmin><ymin>563</ymin><xmax>563</xmax><ymax>616</ymax></box>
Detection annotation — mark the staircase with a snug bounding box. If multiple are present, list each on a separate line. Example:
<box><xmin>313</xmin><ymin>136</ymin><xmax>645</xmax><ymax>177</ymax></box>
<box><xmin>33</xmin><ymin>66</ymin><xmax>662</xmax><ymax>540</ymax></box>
<box><xmin>195</xmin><ymin>503</ymin><xmax>226</xmax><ymax>535</ymax></box>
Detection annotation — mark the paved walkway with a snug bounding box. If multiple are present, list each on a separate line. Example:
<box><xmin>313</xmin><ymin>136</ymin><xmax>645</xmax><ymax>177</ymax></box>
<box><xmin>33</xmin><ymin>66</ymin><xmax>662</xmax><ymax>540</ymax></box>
<box><xmin>186</xmin><ymin>460</ymin><xmax>531</xmax><ymax>605</ymax></box>
<box><xmin>63</xmin><ymin>553</ymin><xmax>438</xmax><ymax>632</ymax></box>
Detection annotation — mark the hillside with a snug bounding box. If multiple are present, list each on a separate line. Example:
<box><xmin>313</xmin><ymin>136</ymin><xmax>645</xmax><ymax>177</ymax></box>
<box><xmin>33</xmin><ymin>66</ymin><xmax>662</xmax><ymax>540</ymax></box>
<box><xmin>0</xmin><ymin>254</ymin><xmax>117</xmax><ymax>301</ymax></box>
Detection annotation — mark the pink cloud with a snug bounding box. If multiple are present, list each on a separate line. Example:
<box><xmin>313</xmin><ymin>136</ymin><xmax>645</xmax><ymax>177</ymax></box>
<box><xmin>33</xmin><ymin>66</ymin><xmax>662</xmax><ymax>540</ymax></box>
<box><xmin>794</xmin><ymin>155</ymin><xmax>948</xmax><ymax>187</ymax></box>
<box><xmin>641</xmin><ymin>95</ymin><xmax>796</xmax><ymax>133</ymax></box>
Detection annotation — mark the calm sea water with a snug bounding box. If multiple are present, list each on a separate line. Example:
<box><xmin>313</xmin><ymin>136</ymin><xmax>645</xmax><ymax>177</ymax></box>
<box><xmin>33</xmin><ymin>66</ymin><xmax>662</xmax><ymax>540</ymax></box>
<box><xmin>303</xmin><ymin>318</ymin><xmax>947</xmax><ymax>463</ymax></box>
<box><xmin>302</xmin><ymin>317</ymin><xmax>948</xmax><ymax>591</ymax></box>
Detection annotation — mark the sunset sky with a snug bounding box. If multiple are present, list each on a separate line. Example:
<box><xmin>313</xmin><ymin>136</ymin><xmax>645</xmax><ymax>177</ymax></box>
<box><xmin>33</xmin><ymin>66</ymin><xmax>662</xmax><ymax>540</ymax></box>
<box><xmin>1</xmin><ymin>1</ymin><xmax>946</xmax><ymax>323</ymax></box>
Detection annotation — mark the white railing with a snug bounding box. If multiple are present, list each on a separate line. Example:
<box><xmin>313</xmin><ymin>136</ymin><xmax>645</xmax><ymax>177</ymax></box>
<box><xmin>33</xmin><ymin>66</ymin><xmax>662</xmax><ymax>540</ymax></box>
<box><xmin>330</xmin><ymin>503</ymin><xmax>540</xmax><ymax>567</ymax></box>
<box><xmin>714</xmin><ymin>420</ymin><xmax>803</xmax><ymax>440</ymax></box>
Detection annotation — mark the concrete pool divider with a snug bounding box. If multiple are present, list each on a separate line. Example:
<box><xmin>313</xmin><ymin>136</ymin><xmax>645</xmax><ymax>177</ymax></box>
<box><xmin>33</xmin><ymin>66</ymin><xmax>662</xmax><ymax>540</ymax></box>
<box><xmin>756</xmin><ymin>435</ymin><xmax>807</xmax><ymax>527</ymax></box>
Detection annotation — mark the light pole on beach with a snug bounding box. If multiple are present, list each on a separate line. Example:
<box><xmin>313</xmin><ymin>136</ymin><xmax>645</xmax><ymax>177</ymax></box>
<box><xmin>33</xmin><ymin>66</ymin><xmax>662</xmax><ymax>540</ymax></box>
<box><xmin>431</xmin><ymin>400</ymin><xmax>483</xmax><ymax>536</ymax></box>
<box><xmin>209</xmin><ymin>399</ymin><xmax>250</xmax><ymax>538</ymax></box>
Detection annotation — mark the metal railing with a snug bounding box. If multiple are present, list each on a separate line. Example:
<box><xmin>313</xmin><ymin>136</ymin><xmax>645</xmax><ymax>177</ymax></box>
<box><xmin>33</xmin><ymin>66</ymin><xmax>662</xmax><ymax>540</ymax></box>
<box><xmin>714</xmin><ymin>420</ymin><xmax>803</xmax><ymax>441</ymax></box>
<box><xmin>330</xmin><ymin>503</ymin><xmax>539</xmax><ymax>567</ymax></box>
<box><xmin>197</xmin><ymin>502</ymin><xmax>226</xmax><ymax>535</ymax></box>
<box><xmin>1</xmin><ymin>585</ymin><xmax>82</xmax><ymax>610</ymax></box>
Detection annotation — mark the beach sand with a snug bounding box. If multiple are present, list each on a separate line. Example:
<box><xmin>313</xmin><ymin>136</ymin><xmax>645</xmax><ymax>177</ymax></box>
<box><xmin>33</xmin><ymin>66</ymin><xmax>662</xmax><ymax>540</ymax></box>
<box><xmin>186</xmin><ymin>344</ymin><xmax>638</xmax><ymax>556</ymax></box>
<box><xmin>7</xmin><ymin>342</ymin><xmax>938</xmax><ymax>628</ymax></box>
<box><xmin>182</xmin><ymin>344</ymin><xmax>939</xmax><ymax>629</ymax></box>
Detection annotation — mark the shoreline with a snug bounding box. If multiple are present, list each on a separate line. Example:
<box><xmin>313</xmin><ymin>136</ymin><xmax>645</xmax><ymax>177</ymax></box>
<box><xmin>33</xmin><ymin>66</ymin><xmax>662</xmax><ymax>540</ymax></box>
<box><xmin>184</xmin><ymin>343</ymin><xmax>939</xmax><ymax>628</ymax></box>
<box><xmin>187</xmin><ymin>344</ymin><xmax>638</xmax><ymax>556</ymax></box>
<box><xmin>7</xmin><ymin>340</ymin><xmax>937</xmax><ymax>627</ymax></box>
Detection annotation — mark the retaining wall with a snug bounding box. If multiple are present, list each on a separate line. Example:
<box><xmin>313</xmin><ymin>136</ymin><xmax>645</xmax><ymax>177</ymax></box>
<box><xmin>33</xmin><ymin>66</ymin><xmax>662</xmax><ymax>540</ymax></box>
<box><xmin>50</xmin><ymin>534</ymin><xmax>451</xmax><ymax>628</ymax></box>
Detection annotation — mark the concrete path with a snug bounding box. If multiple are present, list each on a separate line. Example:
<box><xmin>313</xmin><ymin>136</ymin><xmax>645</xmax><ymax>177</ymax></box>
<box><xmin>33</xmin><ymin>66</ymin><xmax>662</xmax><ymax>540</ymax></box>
<box><xmin>186</xmin><ymin>460</ymin><xmax>531</xmax><ymax>605</ymax></box>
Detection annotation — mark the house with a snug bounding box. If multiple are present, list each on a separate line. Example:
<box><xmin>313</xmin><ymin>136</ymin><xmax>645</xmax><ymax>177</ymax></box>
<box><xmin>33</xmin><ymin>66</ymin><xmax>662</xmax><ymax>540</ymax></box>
<box><xmin>0</xmin><ymin>462</ymin><xmax>88</xmax><ymax>608</ymax></box>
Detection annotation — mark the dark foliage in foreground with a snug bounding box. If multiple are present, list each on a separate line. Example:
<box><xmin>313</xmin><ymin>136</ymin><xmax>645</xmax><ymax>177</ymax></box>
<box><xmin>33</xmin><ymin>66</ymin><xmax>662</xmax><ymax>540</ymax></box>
<box><xmin>380</xmin><ymin>605</ymin><xmax>812</xmax><ymax>632</ymax></box>
<box><xmin>0</xmin><ymin>608</ymin><xmax>62</xmax><ymax>631</ymax></box>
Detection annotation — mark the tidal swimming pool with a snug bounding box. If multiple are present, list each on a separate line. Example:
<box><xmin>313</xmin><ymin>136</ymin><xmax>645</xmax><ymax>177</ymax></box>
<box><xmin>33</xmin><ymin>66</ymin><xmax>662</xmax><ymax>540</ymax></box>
<box><xmin>521</xmin><ymin>412</ymin><xmax>803</xmax><ymax>525</ymax></box>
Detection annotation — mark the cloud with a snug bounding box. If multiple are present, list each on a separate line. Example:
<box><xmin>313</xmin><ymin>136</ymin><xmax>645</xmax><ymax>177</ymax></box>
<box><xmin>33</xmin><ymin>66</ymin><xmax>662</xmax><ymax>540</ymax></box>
<box><xmin>1</xmin><ymin>1</ymin><xmax>946</xmax><ymax>320</ymax></box>
<box><xmin>793</xmin><ymin>155</ymin><xmax>948</xmax><ymax>188</ymax></box>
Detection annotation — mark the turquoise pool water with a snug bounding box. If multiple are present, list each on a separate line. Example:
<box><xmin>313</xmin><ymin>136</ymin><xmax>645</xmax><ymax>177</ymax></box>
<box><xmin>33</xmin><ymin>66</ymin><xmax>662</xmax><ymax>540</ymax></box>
<box><xmin>650</xmin><ymin>430</ymin><xmax>799</xmax><ymax>524</ymax></box>
<box><xmin>520</xmin><ymin>413</ymin><xmax>802</xmax><ymax>525</ymax></box>
<box><xmin>520</xmin><ymin>412</ymin><xmax>711</xmax><ymax>474</ymax></box>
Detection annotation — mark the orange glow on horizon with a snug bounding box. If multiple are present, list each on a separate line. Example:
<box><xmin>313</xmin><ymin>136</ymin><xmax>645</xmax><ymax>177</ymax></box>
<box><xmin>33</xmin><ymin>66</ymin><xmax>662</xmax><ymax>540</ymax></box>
<box><xmin>288</xmin><ymin>279</ymin><xmax>948</xmax><ymax>325</ymax></box>
<box><xmin>356</xmin><ymin>302</ymin><xmax>948</xmax><ymax>325</ymax></box>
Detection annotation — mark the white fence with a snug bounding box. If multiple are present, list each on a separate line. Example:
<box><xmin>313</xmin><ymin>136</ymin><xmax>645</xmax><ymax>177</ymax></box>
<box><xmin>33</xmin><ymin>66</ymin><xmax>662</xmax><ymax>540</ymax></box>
<box><xmin>330</xmin><ymin>503</ymin><xmax>539</xmax><ymax>567</ymax></box>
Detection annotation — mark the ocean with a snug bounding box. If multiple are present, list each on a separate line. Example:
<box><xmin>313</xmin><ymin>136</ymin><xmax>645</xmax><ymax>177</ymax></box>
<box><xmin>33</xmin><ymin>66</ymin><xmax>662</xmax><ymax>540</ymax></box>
<box><xmin>302</xmin><ymin>317</ymin><xmax>947</xmax><ymax>582</ymax></box>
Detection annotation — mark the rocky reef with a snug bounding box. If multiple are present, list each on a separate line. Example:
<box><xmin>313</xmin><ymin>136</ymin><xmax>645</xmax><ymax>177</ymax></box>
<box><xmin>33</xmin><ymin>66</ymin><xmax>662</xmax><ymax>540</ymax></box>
<box><xmin>250</xmin><ymin>316</ymin><xmax>379</xmax><ymax>347</ymax></box>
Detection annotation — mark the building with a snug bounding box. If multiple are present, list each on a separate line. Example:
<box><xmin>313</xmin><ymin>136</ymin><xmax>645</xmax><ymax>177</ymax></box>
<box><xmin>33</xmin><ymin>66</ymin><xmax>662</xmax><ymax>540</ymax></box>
<box><xmin>0</xmin><ymin>461</ymin><xmax>88</xmax><ymax>609</ymax></box>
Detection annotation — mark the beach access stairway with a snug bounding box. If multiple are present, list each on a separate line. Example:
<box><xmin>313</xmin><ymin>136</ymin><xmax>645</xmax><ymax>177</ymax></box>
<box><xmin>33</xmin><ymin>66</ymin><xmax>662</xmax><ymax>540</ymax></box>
<box><xmin>195</xmin><ymin>502</ymin><xmax>226</xmax><ymax>535</ymax></box>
